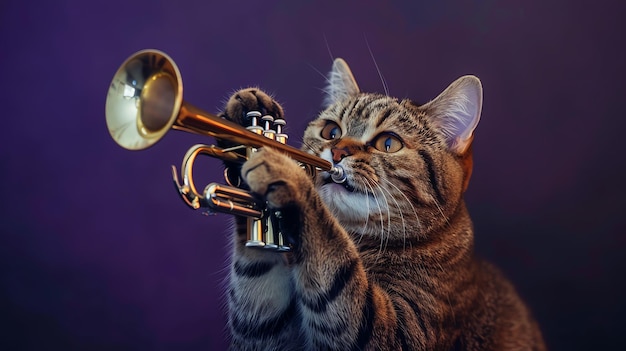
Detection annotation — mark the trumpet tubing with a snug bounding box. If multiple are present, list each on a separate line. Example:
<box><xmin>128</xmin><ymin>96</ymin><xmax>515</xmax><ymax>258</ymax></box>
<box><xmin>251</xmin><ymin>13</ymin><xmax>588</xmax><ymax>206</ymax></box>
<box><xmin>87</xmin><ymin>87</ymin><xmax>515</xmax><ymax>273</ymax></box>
<box><xmin>105</xmin><ymin>49</ymin><xmax>336</xmax><ymax>171</ymax></box>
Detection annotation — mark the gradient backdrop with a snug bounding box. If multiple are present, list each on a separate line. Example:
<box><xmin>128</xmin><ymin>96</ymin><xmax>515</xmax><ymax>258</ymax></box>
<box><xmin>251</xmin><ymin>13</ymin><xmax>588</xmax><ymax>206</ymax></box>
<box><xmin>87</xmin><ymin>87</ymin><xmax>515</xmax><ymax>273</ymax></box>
<box><xmin>1</xmin><ymin>0</ymin><xmax>624</xmax><ymax>350</ymax></box>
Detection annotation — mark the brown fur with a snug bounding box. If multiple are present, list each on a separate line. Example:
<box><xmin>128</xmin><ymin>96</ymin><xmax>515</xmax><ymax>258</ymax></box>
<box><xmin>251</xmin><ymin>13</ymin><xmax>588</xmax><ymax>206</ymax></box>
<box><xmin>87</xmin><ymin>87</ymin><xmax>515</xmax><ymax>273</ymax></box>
<box><xmin>220</xmin><ymin>60</ymin><xmax>546</xmax><ymax>350</ymax></box>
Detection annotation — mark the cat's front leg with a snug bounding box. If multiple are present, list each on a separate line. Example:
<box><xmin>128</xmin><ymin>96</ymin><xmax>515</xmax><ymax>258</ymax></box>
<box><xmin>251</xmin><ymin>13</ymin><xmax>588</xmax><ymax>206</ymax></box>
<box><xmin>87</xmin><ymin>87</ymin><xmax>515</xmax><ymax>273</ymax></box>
<box><xmin>221</xmin><ymin>88</ymin><xmax>299</xmax><ymax>350</ymax></box>
<box><xmin>242</xmin><ymin>148</ymin><xmax>379</xmax><ymax>350</ymax></box>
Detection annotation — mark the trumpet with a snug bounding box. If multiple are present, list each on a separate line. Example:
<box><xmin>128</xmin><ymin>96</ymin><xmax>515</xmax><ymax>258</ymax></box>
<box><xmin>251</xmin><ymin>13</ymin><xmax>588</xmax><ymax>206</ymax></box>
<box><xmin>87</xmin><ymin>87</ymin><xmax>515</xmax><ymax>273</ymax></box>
<box><xmin>105</xmin><ymin>49</ymin><xmax>345</xmax><ymax>251</ymax></box>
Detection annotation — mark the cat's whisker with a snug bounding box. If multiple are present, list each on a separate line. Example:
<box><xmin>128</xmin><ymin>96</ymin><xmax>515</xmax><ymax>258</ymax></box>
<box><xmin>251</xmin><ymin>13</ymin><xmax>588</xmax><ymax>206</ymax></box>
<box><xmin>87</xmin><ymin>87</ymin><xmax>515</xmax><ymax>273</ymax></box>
<box><xmin>299</xmin><ymin>141</ymin><xmax>317</xmax><ymax>154</ymax></box>
<box><xmin>381</xmin><ymin>178</ymin><xmax>421</xmax><ymax>245</ymax></box>
<box><xmin>371</xmin><ymin>180</ymin><xmax>392</xmax><ymax>253</ymax></box>
<box><xmin>323</xmin><ymin>33</ymin><xmax>335</xmax><ymax>62</ymax></box>
<box><xmin>364</xmin><ymin>35</ymin><xmax>389</xmax><ymax>96</ymax></box>
<box><xmin>363</xmin><ymin>178</ymin><xmax>385</xmax><ymax>254</ymax></box>
<box><xmin>430</xmin><ymin>194</ymin><xmax>450</xmax><ymax>226</ymax></box>
<box><xmin>379</xmin><ymin>186</ymin><xmax>406</xmax><ymax>244</ymax></box>
<box><xmin>362</xmin><ymin>182</ymin><xmax>374</xmax><ymax>240</ymax></box>
<box><xmin>355</xmin><ymin>181</ymin><xmax>371</xmax><ymax>246</ymax></box>
<box><xmin>307</xmin><ymin>62</ymin><xmax>331</xmax><ymax>83</ymax></box>
<box><xmin>366</xmin><ymin>178</ymin><xmax>393</xmax><ymax>255</ymax></box>
<box><xmin>372</xmin><ymin>179</ymin><xmax>401</xmax><ymax>252</ymax></box>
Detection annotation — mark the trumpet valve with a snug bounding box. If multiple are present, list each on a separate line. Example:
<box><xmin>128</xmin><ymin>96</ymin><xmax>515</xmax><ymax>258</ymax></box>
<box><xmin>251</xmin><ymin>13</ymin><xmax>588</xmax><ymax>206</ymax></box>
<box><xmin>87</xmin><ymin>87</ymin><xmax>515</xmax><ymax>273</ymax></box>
<box><xmin>246</xmin><ymin>111</ymin><xmax>263</xmax><ymax>135</ymax></box>
<box><xmin>274</xmin><ymin>118</ymin><xmax>288</xmax><ymax>144</ymax></box>
<box><xmin>261</xmin><ymin>115</ymin><xmax>276</xmax><ymax>140</ymax></box>
<box><xmin>245</xmin><ymin>218</ymin><xmax>266</xmax><ymax>248</ymax></box>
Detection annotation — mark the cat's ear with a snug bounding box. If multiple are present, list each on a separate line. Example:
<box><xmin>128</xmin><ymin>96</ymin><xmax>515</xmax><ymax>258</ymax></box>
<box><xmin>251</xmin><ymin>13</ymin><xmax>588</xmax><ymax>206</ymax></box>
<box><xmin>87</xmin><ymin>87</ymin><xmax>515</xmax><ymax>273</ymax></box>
<box><xmin>323</xmin><ymin>58</ymin><xmax>360</xmax><ymax>108</ymax></box>
<box><xmin>422</xmin><ymin>75</ymin><xmax>483</xmax><ymax>154</ymax></box>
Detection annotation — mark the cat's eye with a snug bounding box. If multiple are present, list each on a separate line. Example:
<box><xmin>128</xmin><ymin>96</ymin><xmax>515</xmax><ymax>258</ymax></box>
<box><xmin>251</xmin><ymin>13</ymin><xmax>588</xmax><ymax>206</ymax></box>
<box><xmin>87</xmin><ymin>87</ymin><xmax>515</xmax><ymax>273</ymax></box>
<box><xmin>372</xmin><ymin>133</ymin><xmax>403</xmax><ymax>153</ymax></box>
<box><xmin>320</xmin><ymin>121</ymin><xmax>342</xmax><ymax>140</ymax></box>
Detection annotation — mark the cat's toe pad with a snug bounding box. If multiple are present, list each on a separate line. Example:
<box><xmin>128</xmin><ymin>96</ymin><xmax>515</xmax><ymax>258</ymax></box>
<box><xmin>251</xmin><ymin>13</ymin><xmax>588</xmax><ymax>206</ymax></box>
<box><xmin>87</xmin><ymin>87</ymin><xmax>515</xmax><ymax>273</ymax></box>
<box><xmin>223</xmin><ymin>88</ymin><xmax>284</xmax><ymax>126</ymax></box>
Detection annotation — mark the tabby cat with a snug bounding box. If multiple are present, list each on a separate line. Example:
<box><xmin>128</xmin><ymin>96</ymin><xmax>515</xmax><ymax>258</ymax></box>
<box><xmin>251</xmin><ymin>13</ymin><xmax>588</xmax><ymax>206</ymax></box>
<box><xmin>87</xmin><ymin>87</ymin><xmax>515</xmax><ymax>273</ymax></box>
<box><xmin>219</xmin><ymin>59</ymin><xmax>546</xmax><ymax>350</ymax></box>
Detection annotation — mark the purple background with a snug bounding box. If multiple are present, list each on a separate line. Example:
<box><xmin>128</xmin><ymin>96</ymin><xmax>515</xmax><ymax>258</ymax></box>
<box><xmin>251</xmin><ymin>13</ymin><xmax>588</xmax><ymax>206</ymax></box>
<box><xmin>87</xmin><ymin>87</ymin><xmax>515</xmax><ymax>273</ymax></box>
<box><xmin>1</xmin><ymin>0</ymin><xmax>624</xmax><ymax>349</ymax></box>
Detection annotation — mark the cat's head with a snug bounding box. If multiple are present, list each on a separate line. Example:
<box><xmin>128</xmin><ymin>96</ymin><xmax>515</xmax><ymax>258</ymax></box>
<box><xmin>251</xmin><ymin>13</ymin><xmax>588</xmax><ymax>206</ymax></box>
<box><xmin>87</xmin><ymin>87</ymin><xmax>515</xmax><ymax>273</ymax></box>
<box><xmin>303</xmin><ymin>59</ymin><xmax>482</xmax><ymax>241</ymax></box>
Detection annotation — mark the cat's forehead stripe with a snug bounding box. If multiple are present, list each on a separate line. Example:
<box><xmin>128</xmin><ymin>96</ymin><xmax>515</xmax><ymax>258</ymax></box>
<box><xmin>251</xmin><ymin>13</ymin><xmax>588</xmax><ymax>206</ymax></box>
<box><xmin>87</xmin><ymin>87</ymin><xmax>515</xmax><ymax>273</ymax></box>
<box><xmin>339</xmin><ymin>98</ymin><xmax>361</xmax><ymax>122</ymax></box>
<box><xmin>348</xmin><ymin>95</ymin><xmax>376</xmax><ymax>120</ymax></box>
<box><xmin>341</xmin><ymin>95</ymin><xmax>385</xmax><ymax>123</ymax></box>
<box><xmin>374</xmin><ymin>107</ymin><xmax>394</xmax><ymax>129</ymax></box>
<box><xmin>341</xmin><ymin>96</ymin><xmax>405</xmax><ymax>136</ymax></box>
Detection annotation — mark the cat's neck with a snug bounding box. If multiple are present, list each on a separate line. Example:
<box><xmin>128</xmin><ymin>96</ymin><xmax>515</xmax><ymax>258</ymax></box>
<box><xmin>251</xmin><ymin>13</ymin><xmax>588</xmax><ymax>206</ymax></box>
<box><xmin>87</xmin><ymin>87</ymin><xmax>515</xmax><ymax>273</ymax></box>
<box><xmin>354</xmin><ymin>201</ymin><xmax>475</xmax><ymax>267</ymax></box>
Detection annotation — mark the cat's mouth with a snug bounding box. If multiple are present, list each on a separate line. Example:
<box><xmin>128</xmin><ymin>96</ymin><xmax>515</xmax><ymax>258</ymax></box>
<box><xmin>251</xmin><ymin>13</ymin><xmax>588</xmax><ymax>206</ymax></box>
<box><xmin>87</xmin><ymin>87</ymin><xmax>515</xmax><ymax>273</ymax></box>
<box><xmin>322</xmin><ymin>177</ymin><xmax>356</xmax><ymax>192</ymax></box>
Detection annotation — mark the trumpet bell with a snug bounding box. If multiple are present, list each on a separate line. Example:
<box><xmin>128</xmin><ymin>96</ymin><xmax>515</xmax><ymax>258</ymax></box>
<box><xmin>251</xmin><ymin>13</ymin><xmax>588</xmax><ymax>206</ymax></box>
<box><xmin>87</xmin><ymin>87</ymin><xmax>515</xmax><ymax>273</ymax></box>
<box><xmin>105</xmin><ymin>49</ymin><xmax>183</xmax><ymax>150</ymax></box>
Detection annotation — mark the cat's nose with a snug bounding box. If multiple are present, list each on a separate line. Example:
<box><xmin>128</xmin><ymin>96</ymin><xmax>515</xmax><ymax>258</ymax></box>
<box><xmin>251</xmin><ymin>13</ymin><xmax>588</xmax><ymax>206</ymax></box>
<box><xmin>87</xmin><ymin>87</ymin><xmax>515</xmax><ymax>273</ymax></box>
<box><xmin>331</xmin><ymin>147</ymin><xmax>351</xmax><ymax>163</ymax></box>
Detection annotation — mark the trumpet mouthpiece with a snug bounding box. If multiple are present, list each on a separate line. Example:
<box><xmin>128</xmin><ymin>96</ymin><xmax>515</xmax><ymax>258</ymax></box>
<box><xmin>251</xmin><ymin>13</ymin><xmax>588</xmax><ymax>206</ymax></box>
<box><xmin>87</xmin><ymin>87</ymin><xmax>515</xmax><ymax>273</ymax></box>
<box><xmin>330</xmin><ymin>165</ymin><xmax>346</xmax><ymax>184</ymax></box>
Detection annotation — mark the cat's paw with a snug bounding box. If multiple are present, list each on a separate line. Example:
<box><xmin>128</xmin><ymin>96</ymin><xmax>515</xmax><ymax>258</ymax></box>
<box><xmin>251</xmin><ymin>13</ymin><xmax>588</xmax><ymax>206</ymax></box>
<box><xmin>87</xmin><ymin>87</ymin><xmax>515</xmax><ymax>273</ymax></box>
<box><xmin>241</xmin><ymin>148</ymin><xmax>310</xmax><ymax>209</ymax></box>
<box><xmin>218</xmin><ymin>88</ymin><xmax>284</xmax><ymax>185</ymax></box>
<box><xmin>222</xmin><ymin>88</ymin><xmax>284</xmax><ymax>126</ymax></box>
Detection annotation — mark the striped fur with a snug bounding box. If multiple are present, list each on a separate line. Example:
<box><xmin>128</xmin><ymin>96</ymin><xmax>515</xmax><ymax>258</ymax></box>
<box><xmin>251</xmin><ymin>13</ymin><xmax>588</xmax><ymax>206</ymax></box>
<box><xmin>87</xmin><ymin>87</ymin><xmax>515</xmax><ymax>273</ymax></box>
<box><xmin>220</xmin><ymin>59</ymin><xmax>546</xmax><ymax>350</ymax></box>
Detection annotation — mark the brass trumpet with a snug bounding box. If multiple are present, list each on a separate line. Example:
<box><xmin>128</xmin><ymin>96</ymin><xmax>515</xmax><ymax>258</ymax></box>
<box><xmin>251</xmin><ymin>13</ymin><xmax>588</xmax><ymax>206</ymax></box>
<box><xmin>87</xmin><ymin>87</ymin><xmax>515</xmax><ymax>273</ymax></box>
<box><xmin>105</xmin><ymin>49</ymin><xmax>345</xmax><ymax>251</ymax></box>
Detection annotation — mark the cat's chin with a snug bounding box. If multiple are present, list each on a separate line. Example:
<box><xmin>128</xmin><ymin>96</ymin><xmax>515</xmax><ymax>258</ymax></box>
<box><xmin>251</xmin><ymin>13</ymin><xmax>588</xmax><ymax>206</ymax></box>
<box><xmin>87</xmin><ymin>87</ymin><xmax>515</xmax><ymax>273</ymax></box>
<box><xmin>317</xmin><ymin>183</ymin><xmax>381</xmax><ymax>224</ymax></box>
